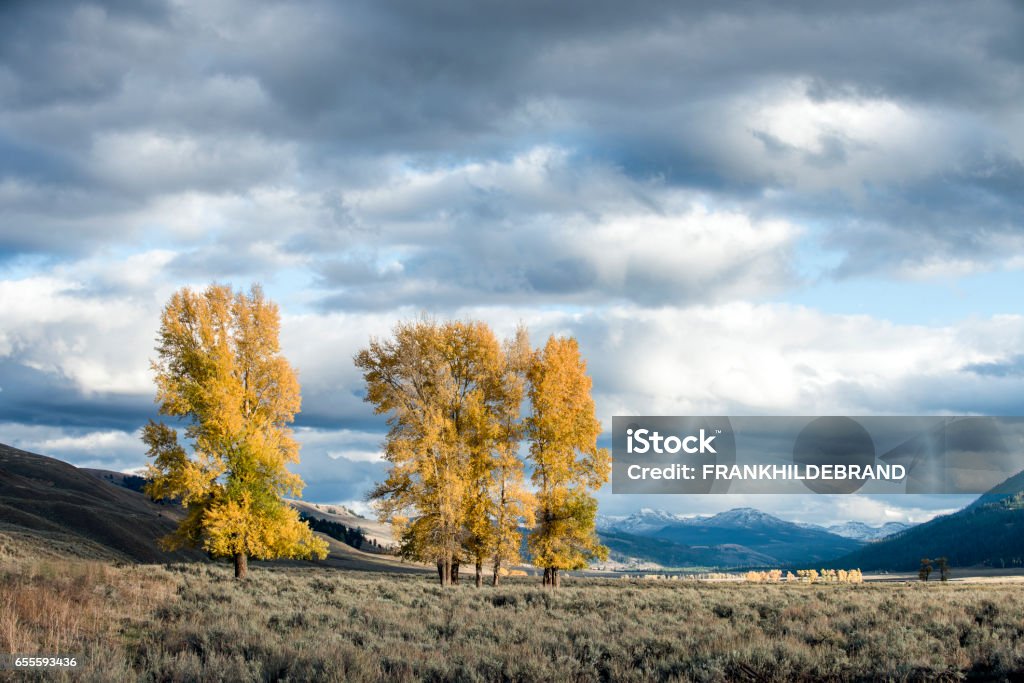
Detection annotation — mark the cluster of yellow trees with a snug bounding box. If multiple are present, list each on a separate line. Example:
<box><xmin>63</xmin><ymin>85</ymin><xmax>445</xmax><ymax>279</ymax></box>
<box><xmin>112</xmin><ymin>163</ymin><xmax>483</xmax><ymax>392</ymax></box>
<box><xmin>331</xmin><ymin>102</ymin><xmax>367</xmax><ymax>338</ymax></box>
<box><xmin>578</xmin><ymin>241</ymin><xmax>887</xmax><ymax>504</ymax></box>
<box><xmin>744</xmin><ymin>569</ymin><xmax>864</xmax><ymax>583</ymax></box>
<box><xmin>355</xmin><ymin>319</ymin><xmax>609</xmax><ymax>587</ymax></box>
<box><xmin>142</xmin><ymin>284</ymin><xmax>610</xmax><ymax>586</ymax></box>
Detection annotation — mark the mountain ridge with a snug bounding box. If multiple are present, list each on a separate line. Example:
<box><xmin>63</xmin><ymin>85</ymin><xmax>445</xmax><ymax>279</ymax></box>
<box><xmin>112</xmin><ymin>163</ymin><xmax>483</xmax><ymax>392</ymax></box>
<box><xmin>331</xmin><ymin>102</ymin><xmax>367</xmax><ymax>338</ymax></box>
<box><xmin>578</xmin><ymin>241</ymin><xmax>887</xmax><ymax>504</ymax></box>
<box><xmin>600</xmin><ymin>507</ymin><xmax>909</xmax><ymax>541</ymax></box>
<box><xmin>827</xmin><ymin>477</ymin><xmax>1024</xmax><ymax>571</ymax></box>
<box><xmin>599</xmin><ymin>507</ymin><xmax>866</xmax><ymax>566</ymax></box>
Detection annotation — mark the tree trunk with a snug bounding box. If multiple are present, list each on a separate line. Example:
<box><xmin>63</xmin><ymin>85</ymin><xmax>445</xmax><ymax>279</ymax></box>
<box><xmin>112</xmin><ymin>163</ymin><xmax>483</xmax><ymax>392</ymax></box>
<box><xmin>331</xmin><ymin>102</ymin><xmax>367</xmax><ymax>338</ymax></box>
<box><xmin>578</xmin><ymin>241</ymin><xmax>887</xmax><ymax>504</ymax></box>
<box><xmin>452</xmin><ymin>560</ymin><xmax>460</xmax><ymax>585</ymax></box>
<box><xmin>475</xmin><ymin>561</ymin><xmax>483</xmax><ymax>587</ymax></box>
<box><xmin>437</xmin><ymin>560</ymin><xmax>446</xmax><ymax>586</ymax></box>
<box><xmin>492</xmin><ymin>557</ymin><xmax>501</xmax><ymax>586</ymax></box>
<box><xmin>543</xmin><ymin>567</ymin><xmax>560</xmax><ymax>588</ymax></box>
<box><xmin>234</xmin><ymin>552</ymin><xmax>248</xmax><ymax>580</ymax></box>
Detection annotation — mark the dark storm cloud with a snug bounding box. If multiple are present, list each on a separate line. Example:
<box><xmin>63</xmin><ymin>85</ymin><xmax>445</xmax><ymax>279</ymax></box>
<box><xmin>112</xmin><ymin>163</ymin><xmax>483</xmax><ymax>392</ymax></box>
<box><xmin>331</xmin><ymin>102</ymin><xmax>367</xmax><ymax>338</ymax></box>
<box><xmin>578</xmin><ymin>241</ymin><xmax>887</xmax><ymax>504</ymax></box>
<box><xmin>293</xmin><ymin>454</ymin><xmax>387</xmax><ymax>504</ymax></box>
<box><xmin>814</xmin><ymin>154</ymin><xmax>1024</xmax><ymax>278</ymax></box>
<box><xmin>4</xmin><ymin>1</ymin><xmax>1018</xmax><ymax>134</ymax></box>
<box><xmin>1</xmin><ymin>0</ymin><xmax>1022</xmax><ymax>284</ymax></box>
<box><xmin>0</xmin><ymin>359</ymin><xmax>154</xmax><ymax>430</ymax></box>
<box><xmin>0</xmin><ymin>0</ymin><xmax>170</xmax><ymax>109</ymax></box>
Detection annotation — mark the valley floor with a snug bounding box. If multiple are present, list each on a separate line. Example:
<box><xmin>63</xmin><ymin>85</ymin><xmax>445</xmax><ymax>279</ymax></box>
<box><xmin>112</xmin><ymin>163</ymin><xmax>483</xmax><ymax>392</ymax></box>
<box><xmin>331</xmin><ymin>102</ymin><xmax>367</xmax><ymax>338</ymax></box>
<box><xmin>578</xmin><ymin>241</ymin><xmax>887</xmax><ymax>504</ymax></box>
<box><xmin>3</xmin><ymin>558</ymin><xmax>1024</xmax><ymax>682</ymax></box>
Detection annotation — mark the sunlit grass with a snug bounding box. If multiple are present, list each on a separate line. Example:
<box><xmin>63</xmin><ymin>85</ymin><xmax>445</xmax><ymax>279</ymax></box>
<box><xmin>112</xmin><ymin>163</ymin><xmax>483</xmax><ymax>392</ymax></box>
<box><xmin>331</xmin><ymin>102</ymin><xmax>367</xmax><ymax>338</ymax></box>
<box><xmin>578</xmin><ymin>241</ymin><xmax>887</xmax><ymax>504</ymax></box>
<box><xmin>3</xmin><ymin>558</ymin><xmax>1024</xmax><ymax>681</ymax></box>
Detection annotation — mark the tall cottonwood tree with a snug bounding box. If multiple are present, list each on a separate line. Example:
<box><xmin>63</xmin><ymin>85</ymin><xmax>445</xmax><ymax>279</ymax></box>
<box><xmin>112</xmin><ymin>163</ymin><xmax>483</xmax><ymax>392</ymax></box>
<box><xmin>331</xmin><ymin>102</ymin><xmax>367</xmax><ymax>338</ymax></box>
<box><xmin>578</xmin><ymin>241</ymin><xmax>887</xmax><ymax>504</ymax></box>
<box><xmin>143</xmin><ymin>284</ymin><xmax>327</xmax><ymax>579</ymax></box>
<box><xmin>488</xmin><ymin>327</ymin><xmax>535</xmax><ymax>585</ymax></box>
<box><xmin>462</xmin><ymin>325</ymin><xmax>536</xmax><ymax>586</ymax></box>
<box><xmin>527</xmin><ymin>335</ymin><xmax>610</xmax><ymax>587</ymax></box>
<box><xmin>356</xmin><ymin>319</ymin><xmax>506</xmax><ymax>586</ymax></box>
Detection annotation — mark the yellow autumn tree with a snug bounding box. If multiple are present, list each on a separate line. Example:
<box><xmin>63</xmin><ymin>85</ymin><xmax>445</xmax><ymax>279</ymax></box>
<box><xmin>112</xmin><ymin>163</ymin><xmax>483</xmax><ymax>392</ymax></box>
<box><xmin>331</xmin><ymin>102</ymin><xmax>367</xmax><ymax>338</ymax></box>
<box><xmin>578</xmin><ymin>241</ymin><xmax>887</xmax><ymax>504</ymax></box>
<box><xmin>143</xmin><ymin>284</ymin><xmax>327</xmax><ymax>579</ymax></box>
<box><xmin>462</xmin><ymin>325</ymin><xmax>537</xmax><ymax>586</ymax></box>
<box><xmin>488</xmin><ymin>326</ymin><xmax>535</xmax><ymax>585</ymax></box>
<box><xmin>527</xmin><ymin>335</ymin><xmax>610</xmax><ymax>587</ymax></box>
<box><xmin>355</xmin><ymin>318</ymin><xmax>506</xmax><ymax>586</ymax></box>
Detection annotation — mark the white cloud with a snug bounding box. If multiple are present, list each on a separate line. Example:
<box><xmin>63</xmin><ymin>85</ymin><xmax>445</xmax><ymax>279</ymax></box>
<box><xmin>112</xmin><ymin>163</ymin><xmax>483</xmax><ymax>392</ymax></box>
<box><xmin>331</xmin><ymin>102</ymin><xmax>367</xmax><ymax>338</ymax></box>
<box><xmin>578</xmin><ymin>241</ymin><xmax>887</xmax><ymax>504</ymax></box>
<box><xmin>0</xmin><ymin>274</ymin><xmax>158</xmax><ymax>394</ymax></box>
<box><xmin>556</xmin><ymin>303</ymin><xmax>1024</xmax><ymax>421</ymax></box>
<box><xmin>332</xmin><ymin>147</ymin><xmax>802</xmax><ymax>306</ymax></box>
<box><xmin>697</xmin><ymin>78</ymin><xmax>1002</xmax><ymax>197</ymax></box>
<box><xmin>293</xmin><ymin>426</ymin><xmax>384</xmax><ymax>463</ymax></box>
<box><xmin>0</xmin><ymin>422</ymin><xmax>145</xmax><ymax>471</ymax></box>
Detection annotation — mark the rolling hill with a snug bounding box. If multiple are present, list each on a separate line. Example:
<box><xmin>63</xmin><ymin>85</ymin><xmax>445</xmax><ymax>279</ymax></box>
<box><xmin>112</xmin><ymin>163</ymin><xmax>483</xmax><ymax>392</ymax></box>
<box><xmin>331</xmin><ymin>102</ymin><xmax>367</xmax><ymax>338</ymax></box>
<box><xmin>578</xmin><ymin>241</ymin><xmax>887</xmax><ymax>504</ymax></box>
<box><xmin>24</xmin><ymin>440</ymin><xmax>1014</xmax><ymax>574</ymax></box>
<box><xmin>288</xmin><ymin>499</ymin><xmax>395</xmax><ymax>550</ymax></box>
<box><xmin>0</xmin><ymin>443</ymin><xmax>426</xmax><ymax>574</ymax></box>
<box><xmin>0</xmin><ymin>442</ymin><xmax>200</xmax><ymax>562</ymax></box>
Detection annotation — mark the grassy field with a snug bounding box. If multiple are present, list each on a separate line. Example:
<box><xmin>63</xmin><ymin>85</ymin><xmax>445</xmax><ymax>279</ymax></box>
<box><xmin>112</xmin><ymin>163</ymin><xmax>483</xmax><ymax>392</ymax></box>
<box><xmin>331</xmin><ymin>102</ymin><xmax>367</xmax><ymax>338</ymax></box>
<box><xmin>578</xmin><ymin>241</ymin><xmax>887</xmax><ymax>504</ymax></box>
<box><xmin>3</xmin><ymin>558</ymin><xmax>1024</xmax><ymax>682</ymax></box>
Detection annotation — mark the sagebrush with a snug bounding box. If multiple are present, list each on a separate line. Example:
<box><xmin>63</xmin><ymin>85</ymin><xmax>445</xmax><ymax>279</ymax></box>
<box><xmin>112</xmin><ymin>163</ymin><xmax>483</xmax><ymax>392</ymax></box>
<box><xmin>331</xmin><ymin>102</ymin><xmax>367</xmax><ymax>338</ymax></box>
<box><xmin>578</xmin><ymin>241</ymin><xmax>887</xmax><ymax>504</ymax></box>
<box><xmin>3</xmin><ymin>559</ymin><xmax>1024</xmax><ymax>682</ymax></box>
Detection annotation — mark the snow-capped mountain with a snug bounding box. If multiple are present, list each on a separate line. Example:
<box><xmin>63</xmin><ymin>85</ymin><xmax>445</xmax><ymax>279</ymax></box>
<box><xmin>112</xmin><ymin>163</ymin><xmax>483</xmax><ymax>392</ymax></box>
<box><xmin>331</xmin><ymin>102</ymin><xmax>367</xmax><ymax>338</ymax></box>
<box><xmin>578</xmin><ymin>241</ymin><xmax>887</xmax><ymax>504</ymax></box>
<box><xmin>693</xmin><ymin>507</ymin><xmax>792</xmax><ymax>528</ymax></box>
<box><xmin>596</xmin><ymin>508</ymin><xmax>693</xmax><ymax>535</ymax></box>
<box><xmin>823</xmin><ymin>521</ymin><xmax>911</xmax><ymax>541</ymax></box>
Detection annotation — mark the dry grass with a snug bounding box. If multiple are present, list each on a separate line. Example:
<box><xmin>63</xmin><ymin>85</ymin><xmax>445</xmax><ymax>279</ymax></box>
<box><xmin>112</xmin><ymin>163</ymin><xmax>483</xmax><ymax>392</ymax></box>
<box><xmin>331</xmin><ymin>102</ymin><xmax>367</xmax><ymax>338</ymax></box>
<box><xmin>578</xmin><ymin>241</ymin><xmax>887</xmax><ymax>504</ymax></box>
<box><xmin>0</xmin><ymin>558</ymin><xmax>176</xmax><ymax>681</ymax></box>
<box><xmin>3</xmin><ymin>558</ymin><xmax>1024</xmax><ymax>681</ymax></box>
<box><xmin>0</xmin><ymin>527</ymin><xmax>125</xmax><ymax>563</ymax></box>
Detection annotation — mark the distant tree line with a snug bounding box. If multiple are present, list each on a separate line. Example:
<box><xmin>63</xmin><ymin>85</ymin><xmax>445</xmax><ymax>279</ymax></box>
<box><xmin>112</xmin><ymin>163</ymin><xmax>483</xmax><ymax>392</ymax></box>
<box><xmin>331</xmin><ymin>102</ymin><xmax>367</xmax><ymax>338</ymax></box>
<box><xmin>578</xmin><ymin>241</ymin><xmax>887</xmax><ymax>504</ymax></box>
<box><xmin>299</xmin><ymin>513</ymin><xmax>367</xmax><ymax>550</ymax></box>
<box><xmin>100</xmin><ymin>472</ymin><xmax>149</xmax><ymax>494</ymax></box>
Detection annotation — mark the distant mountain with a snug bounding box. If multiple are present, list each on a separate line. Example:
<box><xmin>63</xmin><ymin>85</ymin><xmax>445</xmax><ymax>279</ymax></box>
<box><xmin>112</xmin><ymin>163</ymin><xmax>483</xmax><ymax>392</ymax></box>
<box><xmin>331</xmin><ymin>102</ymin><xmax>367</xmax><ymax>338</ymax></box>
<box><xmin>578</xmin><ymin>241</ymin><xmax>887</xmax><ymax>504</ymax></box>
<box><xmin>289</xmin><ymin>500</ymin><xmax>396</xmax><ymax>550</ymax></box>
<box><xmin>966</xmin><ymin>468</ymin><xmax>1024</xmax><ymax>510</ymax></box>
<box><xmin>599</xmin><ymin>507</ymin><xmax>864</xmax><ymax>567</ymax></box>
<box><xmin>694</xmin><ymin>507</ymin><xmax>786</xmax><ymax>528</ymax></box>
<box><xmin>0</xmin><ymin>443</ymin><xmax>201</xmax><ymax>562</ymax></box>
<box><xmin>821</xmin><ymin>521</ymin><xmax>912</xmax><ymax>541</ymax></box>
<box><xmin>650</xmin><ymin>508</ymin><xmax>864</xmax><ymax>565</ymax></box>
<box><xmin>827</xmin><ymin>478</ymin><xmax>1024</xmax><ymax>571</ymax></box>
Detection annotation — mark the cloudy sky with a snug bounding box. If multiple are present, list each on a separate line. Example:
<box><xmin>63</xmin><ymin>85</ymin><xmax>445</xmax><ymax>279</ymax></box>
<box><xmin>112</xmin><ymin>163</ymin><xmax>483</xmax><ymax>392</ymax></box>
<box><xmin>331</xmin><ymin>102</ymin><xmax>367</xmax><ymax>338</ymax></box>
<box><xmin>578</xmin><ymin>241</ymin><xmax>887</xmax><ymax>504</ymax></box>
<box><xmin>2</xmin><ymin>0</ymin><xmax>1023</xmax><ymax>525</ymax></box>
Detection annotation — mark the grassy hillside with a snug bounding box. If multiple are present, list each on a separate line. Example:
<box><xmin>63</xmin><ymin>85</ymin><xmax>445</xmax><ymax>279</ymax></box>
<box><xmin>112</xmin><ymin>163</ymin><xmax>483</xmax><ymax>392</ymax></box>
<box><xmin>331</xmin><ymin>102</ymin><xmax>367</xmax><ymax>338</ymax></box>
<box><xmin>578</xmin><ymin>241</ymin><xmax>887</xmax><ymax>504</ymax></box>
<box><xmin>5</xmin><ymin>558</ymin><xmax>1024</xmax><ymax>681</ymax></box>
<box><xmin>0</xmin><ymin>442</ymin><xmax>436</xmax><ymax>576</ymax></box>
<box><xmin>289</xmin><ymin>500</ymin><xmax>395</xmax><ymax>550</ymax></box>
<box><xmin>0</xmin><ymin>443</ymin><xmax>201</xmax><ymax>563</ymax></box>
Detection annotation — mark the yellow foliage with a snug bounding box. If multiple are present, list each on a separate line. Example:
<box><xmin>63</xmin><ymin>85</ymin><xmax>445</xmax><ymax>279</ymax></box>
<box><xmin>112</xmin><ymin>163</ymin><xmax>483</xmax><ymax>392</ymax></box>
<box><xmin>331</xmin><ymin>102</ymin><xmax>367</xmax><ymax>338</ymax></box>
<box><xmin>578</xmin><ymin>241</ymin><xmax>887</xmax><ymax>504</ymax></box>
<box><xmin>143</xmin><ymin>284</ymin><xmax>327</xmax><ymax>569</ymax></box>
<box><xmin>744</xmin><ymin>570</ymin><xmax>783</xmax><ymax>583</ymax></box>
<box><xmin>356</xmin><ymin>318</ymin><xmax>526</xmax><ymax>585</ymax></box>
<box><xmin>792</xmin><ymin>568</ymin><xmax>862</xmax><ymax>584</ymax></box>
<box><xmin>356</xmin><ymin>323</ymin><xmax>607</xmax><ymax>587</ymax></box>
<box><xmin>527</xmin><ymin>336</ymin><xmax>610</xmax><ymax>580</ymax></box>
<box><xmin>487</xmin><ymin>326</ymin><xmax>536</xmax><ymax>581</ymax></box>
